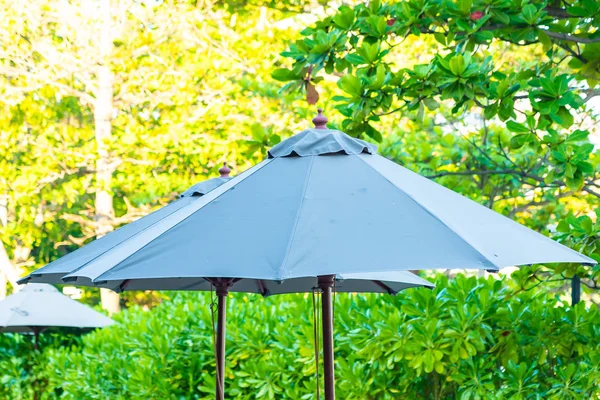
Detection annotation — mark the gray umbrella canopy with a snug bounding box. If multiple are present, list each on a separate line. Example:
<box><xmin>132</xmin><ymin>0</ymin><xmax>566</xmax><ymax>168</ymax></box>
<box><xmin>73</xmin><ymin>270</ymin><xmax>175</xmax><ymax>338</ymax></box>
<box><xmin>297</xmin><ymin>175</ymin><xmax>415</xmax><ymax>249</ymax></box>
<box><xmin>21</xmin><ymin>126</ymin><xmax>593</xmax><ymax>291</ymax></box>
<box><xmin>19</xmin><ymin>158</ymin><xmax>434</xmax><ymax>293</ymax></box>
<box><xmin>17</xmin><ymin>110</ymin><xmax>593</xmax><ymax>400</ymax></box>
<box><xmin>0</xmin><ymin>284</ymin><xmax>113</xmax><ymax>333</ymax></box>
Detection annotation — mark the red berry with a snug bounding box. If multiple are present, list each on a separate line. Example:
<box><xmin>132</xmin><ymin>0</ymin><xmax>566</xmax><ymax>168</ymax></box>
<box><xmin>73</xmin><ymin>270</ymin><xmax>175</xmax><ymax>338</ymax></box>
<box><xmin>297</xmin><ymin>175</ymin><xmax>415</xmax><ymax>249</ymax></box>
<box><xmin>387</xmin><ymin>18</ymin><xmax>396</xmax><ymax>26</ymax></box>
<box><xmin>470</xmin><ymin>11</ymin><xmax>484</xmax><ymax>20</ymax></box>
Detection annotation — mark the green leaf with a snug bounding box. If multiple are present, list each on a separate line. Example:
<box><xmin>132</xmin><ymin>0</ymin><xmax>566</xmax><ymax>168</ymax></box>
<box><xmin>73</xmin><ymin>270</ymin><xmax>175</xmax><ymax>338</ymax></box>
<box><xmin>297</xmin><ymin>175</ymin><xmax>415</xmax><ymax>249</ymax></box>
<box><xmin>369</xmin><ymin>0</ymin><xmax>381</xmax><ymax>13</ymax></box>
<box><xmin>271</xmin><ymin>68</ymin><xmax>296</xmax><ymax>82</ymax></box>
<box><xmin>566</xmin><ymin>130</ymin><xmax>590</xmax><ymax>143</ymax></box>
<box><xmin>566</xmin><ymin>173</ymin><xmax>585</xmax><ymax>191</ymax></box>
<box><xmin>509</xmin><ymin>134</ymin><xmax>532</xmax><ymax>149</ymax></box>
<box><xmin>567</xmin><ymin>7</ymin><xmax>591</xmax><ymax>17</ymax></box>
<box><xmin>423</xmin><ymin>98</ymin><xmax>439</xmax><ymax>110</ymax></box>
<box><xmin>434</xmin><ymin>33</ymin><xmax>447</xmax><ymax>46</ymax></box>
<box><xmin>577</xmin><ymin>161</ymin><xmax>594</xmax><ymax>175</ymax></box>
<box><xmin>365</xmin><ymin>124</ymin><xmax>383</xmax><ymax>142</ymax></box>
<box><xmin>497</xmin><ymin>79</ymin><xmax>509</xmax><ymax>97</ymax></box>
<box><xmin>521</xmin><ymin>4</ymin><xmax>538</xmax><ymax>24</ymax></box>
<box><xmin>358</xmin><ymin>42</ymin><xmax>380</xmax><ymax>64</ymax></box>
<box><xmin>493</xmin><ymin>10</ymin><xmax>510</xmax><ymax>24</ymax></box>
<box><xmin>458</xmin><ymin>0</ymin><xmax>472</xmax><ymax>15</ymax></box>
<box><xmin>474</xmin><ymin>31</ymin><xmax>494</xmax><ymax>43</ymax></box>
<box><xmin>566</xmin><ymin>163</ymin><xmax>577</xmax><ymax>178</ymax></box>
<box><xmin>333</xmin><ymin>9</ymin><xmax>355</xmax><ymax>30</ymax></box>
<box><xmin>552</xmin><ymin>148</ymin><xmax>568</xmax><ymax>162</ymax></box>
<box><xmin>538</xmin><ymin>31</ymin><xmax>552</xmax><ymax>51</ymax></box>
<box><xmin>338</xmin><ymin>74</ymin><xmax>362</xmax><ymax>96</ymax></box>
<box><xmin>251</xmin><ymin>123</ymin><xmax>266</xmax><ymax>142</ymax></box>
<box><xmin>484</xmin><ymin>103</ymin><xmax>498</xmax><ymax>119</ymax></box>
<box><xmin>555</xmin><ymin>108</ymin><xmax>574</xmax><ymax>128</ymax></box>
<box><xmin>449</xmin><ymin>55</ymin><xmax>466</xmax><ymax>76</ymax></box>
<box><xmin>367</xmin><ymin>64</ymin><xmax>386</xmax><ymax>89</ymax></box>
<box><xmin>346</xmin><ymin>53</ymin><xmax>366</xmax><ymax>65</ymax></box>
<box><xmin>506</xmin><ymin>121</ymin><xmax>530</xmax><ymax>133</ymax></box>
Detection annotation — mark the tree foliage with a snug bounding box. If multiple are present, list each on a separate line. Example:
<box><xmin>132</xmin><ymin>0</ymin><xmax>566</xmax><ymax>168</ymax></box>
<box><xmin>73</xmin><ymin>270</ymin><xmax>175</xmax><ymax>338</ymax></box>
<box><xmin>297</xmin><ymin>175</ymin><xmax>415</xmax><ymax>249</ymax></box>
<box><xmin>3</xmin><ymin>275</ymin><xmax>600</xmax><ymax>399</ymax></box>
<box><xmin>1</xmin><ymin>0</ymin><xmax>600</xmax><ymax>398</ymax></box>
<box><xmin>276</xmin><ymin>0</ymin><xmax>600</xmax><ymax>294</ymax></box>
<box><xmin>0</xmin><ymin>0</ymin><xmax>314</xmax><ymax>304</ymax></box>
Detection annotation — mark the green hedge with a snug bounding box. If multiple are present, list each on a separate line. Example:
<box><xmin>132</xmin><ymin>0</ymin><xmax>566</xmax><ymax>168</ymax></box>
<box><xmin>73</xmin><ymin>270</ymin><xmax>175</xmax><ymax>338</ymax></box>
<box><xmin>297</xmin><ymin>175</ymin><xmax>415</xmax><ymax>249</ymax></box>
<box><xmin>2</xmin><ymin>275</ymin><xmax>599</xmax><ymax>399</ymax></box>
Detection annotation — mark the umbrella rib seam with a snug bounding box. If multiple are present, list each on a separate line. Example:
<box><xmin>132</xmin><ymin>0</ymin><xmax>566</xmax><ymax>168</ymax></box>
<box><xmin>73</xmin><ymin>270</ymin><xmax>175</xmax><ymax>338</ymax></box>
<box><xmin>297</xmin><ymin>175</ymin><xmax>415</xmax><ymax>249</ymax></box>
<box><xmin>357</xmin><ymin>154</ymin><xmax>499</xmax><ymax>270</ymax></box>
<box><xmin>277</xmin><ymin>156</ymin><xmax>316</xmax><ymax>280</ymax></box>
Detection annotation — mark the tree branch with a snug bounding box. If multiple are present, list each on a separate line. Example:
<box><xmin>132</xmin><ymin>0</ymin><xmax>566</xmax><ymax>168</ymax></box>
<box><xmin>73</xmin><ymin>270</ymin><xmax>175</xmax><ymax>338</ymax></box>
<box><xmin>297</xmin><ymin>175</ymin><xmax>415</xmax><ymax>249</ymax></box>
<box><xmin>426</xmin><ymin>169</ymin><xmax>600</xmax><ymax>199</ymax></box>
<box><xmin>543</xmin><ymin>30</ymin><xmax>600</xmax><ymax>44</ymax></box>
<box><xmin>543</xmin><ymin>6</ymin><xmax>571</xmax><ymax>19</ymax></box>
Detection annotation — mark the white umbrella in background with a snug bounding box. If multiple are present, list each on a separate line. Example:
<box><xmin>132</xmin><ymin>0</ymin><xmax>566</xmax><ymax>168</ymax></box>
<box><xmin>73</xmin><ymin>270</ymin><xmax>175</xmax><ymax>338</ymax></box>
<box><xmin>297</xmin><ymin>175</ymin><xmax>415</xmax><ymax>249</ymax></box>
<box><xmin>1</xmin><ymin>283</ymin><xmax>113</xmax><ymax>400</ymax></box>
<box><xmin>20</xmin><ymin>110</ymin><xmax>594</xmax><ymax>400</ymax></box>
<box><xmin>0</xmin><ymin>283</ymin><xmax>113</xmax><ymax>345</ymax></box>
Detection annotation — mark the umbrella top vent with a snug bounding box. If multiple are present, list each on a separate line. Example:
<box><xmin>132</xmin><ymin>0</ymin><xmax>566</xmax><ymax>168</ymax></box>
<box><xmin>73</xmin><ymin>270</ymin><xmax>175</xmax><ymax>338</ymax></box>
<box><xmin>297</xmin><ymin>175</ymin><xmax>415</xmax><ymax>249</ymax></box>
<box><xmin>180</xmin><ymin>163</ymin><xmax>232</xmax><ymax>198</ymax></box>
<box><xmin>268</xmin><ymin>109</ymin><xmax>377</xmax><ymax>158</ymax></box>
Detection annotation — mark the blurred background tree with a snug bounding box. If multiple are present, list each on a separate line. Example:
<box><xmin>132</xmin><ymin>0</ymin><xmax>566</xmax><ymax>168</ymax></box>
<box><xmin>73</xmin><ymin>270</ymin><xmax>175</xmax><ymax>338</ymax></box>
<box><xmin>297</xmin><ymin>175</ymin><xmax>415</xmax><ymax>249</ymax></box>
<box><xmin>1</xmin><ymin>0</ymin><xmax>600</xmax><ymax>398</ymax></box>
<box><xmin>0</xmin><ymin>0</ymin><xmax>324</xmax><ymax>309</ymax></box>
<box><xmin>2</xmin><ymin>0</ymin><xmax>600</xmax><ymax>308</ymax></box>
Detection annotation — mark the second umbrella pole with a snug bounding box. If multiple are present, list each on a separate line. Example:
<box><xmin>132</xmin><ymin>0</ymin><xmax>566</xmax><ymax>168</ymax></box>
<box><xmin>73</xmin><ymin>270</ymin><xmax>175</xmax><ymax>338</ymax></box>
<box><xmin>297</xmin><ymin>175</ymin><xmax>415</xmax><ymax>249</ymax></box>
<box><xmin>32</xmin><ymin>328</ymin><xmax>42</xmax><ymax>400</ymax></box>
<box><xmin>318</xmin><ymin>275</ymin><xmax>336</xmax><ymax>400</ymax></box>
<box><xmin>216</xmin><ymin>286</ymin><xmax>227</xmax><ymax>400</ymax></box>
<box><xmin>212</xmin><ymin>279</ymin><xmax>235</xmax><ymax>400</ymax></box>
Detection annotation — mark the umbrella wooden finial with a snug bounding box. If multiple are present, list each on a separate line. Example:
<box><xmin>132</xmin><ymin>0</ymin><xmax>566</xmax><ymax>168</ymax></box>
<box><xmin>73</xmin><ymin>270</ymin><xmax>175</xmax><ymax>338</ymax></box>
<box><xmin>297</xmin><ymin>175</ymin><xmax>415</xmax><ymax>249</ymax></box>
<box><xmin>312</xmin><ymin>108</ymin><xmax>328</xmax><ymax>129</ymax></box>
<box><xmin>219</xmin><ymin>162</ymin><xmax>231</xmax><ymax>178</ymax></box>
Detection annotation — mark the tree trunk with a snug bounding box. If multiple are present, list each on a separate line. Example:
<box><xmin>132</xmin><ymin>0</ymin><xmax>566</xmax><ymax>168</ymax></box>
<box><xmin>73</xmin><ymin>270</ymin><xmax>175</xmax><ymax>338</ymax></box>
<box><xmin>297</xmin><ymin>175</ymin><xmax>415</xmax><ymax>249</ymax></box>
<box><xmin>0</xmin><ymin>195</ymin><xmax>20</xmax><ymax>297</ymax></box>
<box><xmin>0</xmin><ymin>194</ymin><xmax>6</xmax><ymax>298</ymax></box>
<box><xmin>0</xmin><ymin>241</ymin><xmax>21</xmax><ymax>296</ymax></box>
<box><xmin>95</xmin><ymin>0</ymin><xmax>120</xmax><ymax>314</ymax></box>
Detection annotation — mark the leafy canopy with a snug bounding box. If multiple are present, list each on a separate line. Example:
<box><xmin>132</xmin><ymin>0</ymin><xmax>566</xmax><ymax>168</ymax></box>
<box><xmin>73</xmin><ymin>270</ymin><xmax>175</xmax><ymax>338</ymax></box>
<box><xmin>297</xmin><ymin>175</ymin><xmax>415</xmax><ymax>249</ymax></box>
<box><xmin>275</xmin><ymin>0</ymin><xmax>600</xmax><ymax>292</ymax></box>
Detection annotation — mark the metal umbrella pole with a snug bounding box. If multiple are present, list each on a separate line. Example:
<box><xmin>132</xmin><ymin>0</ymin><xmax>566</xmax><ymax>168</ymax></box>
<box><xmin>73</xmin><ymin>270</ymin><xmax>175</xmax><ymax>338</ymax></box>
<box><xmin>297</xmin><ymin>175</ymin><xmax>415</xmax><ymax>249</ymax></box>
<box><xmin>210</xmin><ymin>278</ymin><xmax>235</xmax><ymax>400</ymax></box>
<box><xmin>33</xmin><ymin>328</ymin><xmax>40</xmax><ymax>400</ymax></box>
<box><xmin>318</xmin><ymin>275</ymin><xmax>336</xmax><ymax>400</ymax></box>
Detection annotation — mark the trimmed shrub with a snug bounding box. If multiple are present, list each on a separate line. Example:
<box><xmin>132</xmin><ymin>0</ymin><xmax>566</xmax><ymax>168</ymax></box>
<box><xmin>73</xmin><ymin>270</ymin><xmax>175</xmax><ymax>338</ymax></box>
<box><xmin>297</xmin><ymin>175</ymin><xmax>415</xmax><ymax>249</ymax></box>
<box><xmin>3</xmin><ymin>275</ymin><xmax>599</xmax><ymax>399</ymax></box>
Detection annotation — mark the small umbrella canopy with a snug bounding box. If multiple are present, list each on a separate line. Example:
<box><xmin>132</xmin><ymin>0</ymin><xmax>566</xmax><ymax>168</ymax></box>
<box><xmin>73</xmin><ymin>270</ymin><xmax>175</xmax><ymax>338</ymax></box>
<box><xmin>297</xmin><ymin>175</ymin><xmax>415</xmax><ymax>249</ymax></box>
<box><xmin>0</xmin><ymin>283</ymin><xmax>113</xmax><ymax>333</ymax></box>
<box><xmin>22</xmin><ymin>167</ymin><xmax>231</xmax><ymax>285</ymax></box>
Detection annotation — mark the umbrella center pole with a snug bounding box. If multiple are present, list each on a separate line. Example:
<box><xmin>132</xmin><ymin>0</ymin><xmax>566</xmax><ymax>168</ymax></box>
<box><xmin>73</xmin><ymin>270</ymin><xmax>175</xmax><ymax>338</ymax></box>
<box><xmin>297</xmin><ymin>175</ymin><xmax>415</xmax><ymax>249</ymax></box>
<box><xmin>317</xmin><ymin>275</ymin><xmax>336</xmax><ymax>400</ymax></box>
<box><xmin>210</xmin><ymin>278</ymin><xmax>234</xmax><ymax>400</ymax></box>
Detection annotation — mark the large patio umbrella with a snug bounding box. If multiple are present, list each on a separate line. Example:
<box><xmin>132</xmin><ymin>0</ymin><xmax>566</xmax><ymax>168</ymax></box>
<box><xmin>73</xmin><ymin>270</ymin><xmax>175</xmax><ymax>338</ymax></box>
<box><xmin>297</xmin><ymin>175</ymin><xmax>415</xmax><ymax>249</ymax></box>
<box><xmin>20</xmin><ymin>110</ymin><xmax>594</xmax><ymax>399</ymax></box>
